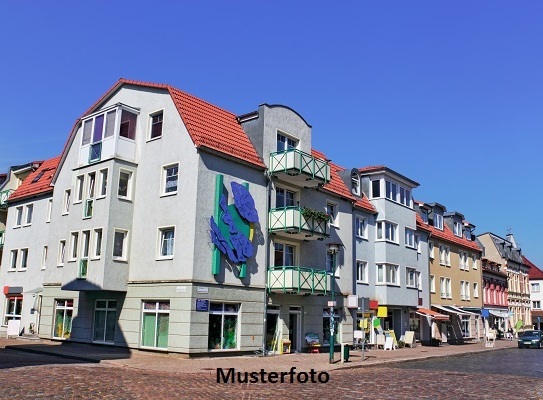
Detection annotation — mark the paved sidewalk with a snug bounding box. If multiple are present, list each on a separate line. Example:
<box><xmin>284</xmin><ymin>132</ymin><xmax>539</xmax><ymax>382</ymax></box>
<box><xmin>0</xmin><ymin>337</ymin><xmax>517</xmax><ymax>374</ymax></box>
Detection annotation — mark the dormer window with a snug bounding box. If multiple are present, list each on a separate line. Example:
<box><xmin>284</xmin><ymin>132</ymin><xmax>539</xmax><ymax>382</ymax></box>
<box><xmin>277</xmin><ymin>131</ymin><xmax>297</xmax><ymax>152</ymax></box>
<box><xmin>453</xmin><ymin>221</ymin><xmax>462</xmax><ymax>237</ymax></box>
<box><xmin>421</xmin><ymin>209</ymin><xmax>428</xmax><ymax>224</ymax></box>
<box><xmin>434</xmin><ymin>213</ymin><xmax>443</xmax><ymax>230</ymax></box>
<box><xmin>351</xmin><ymin>172</ymin><xmax>360</xmax><ymax>196</ymax></box>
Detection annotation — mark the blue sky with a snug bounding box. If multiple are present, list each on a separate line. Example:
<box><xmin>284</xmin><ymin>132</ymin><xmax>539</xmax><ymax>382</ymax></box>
<box><xmin>1</xmin><ymin>1</ymin><xmax>542</xmax><ymax>266</ymax></box>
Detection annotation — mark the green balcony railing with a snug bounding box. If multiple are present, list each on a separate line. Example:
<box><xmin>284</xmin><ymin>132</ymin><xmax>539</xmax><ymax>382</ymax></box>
<box><xmin>269</xmin><ymin>207</ymin><xmax>329</xmax><ymax>239</ymax></box>
<box><xmin>0</xmin><ymin>189</ymin><xmax>14</xmax><ymax>208</ymax></box>
<box><xmin>268</xmin><ymin>266</ymin><xmax>330</xmax><ymax>295</ymax></box>
<box><xmin>0</xmin><ymin>230</ymin><xmax>5</xmax><ymax>249</ymax></box>
<box><xmin>270</xmin><ymin>149</ymin><xmax>330</xmax><ymax>183</ymax></box>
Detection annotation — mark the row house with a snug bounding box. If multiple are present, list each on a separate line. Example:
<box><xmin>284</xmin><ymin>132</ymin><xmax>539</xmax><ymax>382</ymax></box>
<box><xmin>525</xmin><ymin>256</ymin><xmax>543</xmax><ymax>330</ymax></box>
<box><xmin>477</xmin><ymin>232</ymin><xmax>532</xmax><ymax>330</ymax></box>
<box><xmin>417</xmin><ymin>202</ymin><xmax>484</xmax><ymax>344</ymax></box>
<box><xmin>479</xmin><ymin>256</ymin><xmax>509</xmax><ymax>333</ymax></box>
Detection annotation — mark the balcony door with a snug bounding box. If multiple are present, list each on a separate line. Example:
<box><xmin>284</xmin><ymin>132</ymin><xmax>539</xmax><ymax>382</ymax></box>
<box><xmin>289</xmin><ymin>307</ymin><xmax>302</xmax><ymax>352</ymax></box>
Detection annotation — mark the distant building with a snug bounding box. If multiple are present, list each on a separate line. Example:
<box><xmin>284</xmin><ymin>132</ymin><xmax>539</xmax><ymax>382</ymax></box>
<box><xmin>524</xmin><ymin>256</ymin><xmax>543</xmax><ymax>330</ymax></box>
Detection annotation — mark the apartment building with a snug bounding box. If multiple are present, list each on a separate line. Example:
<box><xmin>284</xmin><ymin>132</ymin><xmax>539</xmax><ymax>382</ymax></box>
<box><xmin>524</xmin><ymin>256</ymin><xmax>543</xmax><ymax>330</ymax></box>
<box><xmin>479</xmin><ymin>255</ymin><xmax>508</xmax><ymax>333</ymax></box>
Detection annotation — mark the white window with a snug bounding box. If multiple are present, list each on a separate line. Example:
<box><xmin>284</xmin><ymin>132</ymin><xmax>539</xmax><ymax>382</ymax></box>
<box><xmin>141</xmin><ymin>301</ymin><xmax>170</xmax><ymax>349</ymax></box>
<box><xmin>415</xmin><ymin>233</ymin><xmax>421</xmax><ymax>253</ymax></box>
<box><xmin>446</xmin><ymin>247</ymin><xmax>450</xmax><ymax>266</ymax></box>
<box><xmin>461</xmin><ymin>316</ymin><xmax>470</xmax><ymax>338</ymax></box>
<box><xmin>472</xmin><ymin>254</ymin><xmax>477</xmax><ymax>270</ymax></box>
<box><xmin>19</xmin><ymin>248</ymin><xmax>28</xmax><ymax>270</ymax></box>
<box><xmin>355</xmin><ymin>216</ymin><xmax>367</xmax><ymax>239</ymax></box>
<box><xmin>75</xmin><ymin>175</ymin><xmax>84</xmax><ymax>203</ymax></box>
<box><xmin>14</xmin><ymin>206</ymin><xmax>23</xmax><ymax>227</ymax></box>
<box><xmin>113</xmin><ymin>229</ymin><xmax>128</xmax><ymax>260</ymax></box>
<box><xmin>385</xmin><ymin>181</ymin><xmax>397</xmax><ymax>201</ymax></box>
<box><xmin>465</xmin><ymin>281</ymin><xmax>470</xmax><ymax>300</ymax></box>
<box><xmin>162</xmin><ymin>164</ymin><xmax>179</xmax><ymax>195</ymax></box>
<box><xmin>118</xmin><ymin>170</ymin><xmax>133</xmax><ymax>199</ymax></box>
<box><xmin>399</xmin><ymin>186</ymin><xmax>411</xmax><ymax>207</ymax></box>
<box><xmin>23</xmin><ymin>204</ymin><xmax>33</xmax><ymax>225</ymax></box>
<box><xmin>58</xmin><ymin>240</ymin><xmax>66</xmax><ymax>266</ymax></box>
<box><xmin>429</xmin><ymin>241</ymin><xmax>434</xmax><ymax>259</ymax></box>
<box><xmin>430</xmin><ymin>275</ymin><xmax>435</xmax><ymax>293</ymax></box>
<box><xmin>376</xmin><ymin>263</ymin><xmax>399</xmax><ymax>285</ymax></box>
<box><xmin>42</xmin><ymin>246</ymin><xmax>48</xmax><ymax>270</ymax></box>
<box><xmin>79</xmin><ymin>230</ymin><xmax>91</xmax><ymax>279</ymax></box>
<box><xmin>93</xmin><ymin>228</ymin><xmax>103</xmax><ymax>259</ymax></box>
<box><xmin>53</xmin><ymin>299</ymin><xmax>73</xmax><ymax>339</ymax></box>
<box><xmin>439</xmin><ymin>245</ymin><xmax>445</xmax><ymax>265</ymax></box>
<box><xmin>473</xmin><ymin>282</ymin><xmax>479</xmax><ymax>298</ymax></box>
<box><xmin>434</xmin><ymin>213</ymin><xmax>443</xmax><ymax>230</ymax></box>
<box><xmin>351</xmin><ymin>172</ymin><xmax>360</xmax><ymax>196</ymax></box>
<box><xmin>446</xmin><ymin>278</ymin><xmax>452</xmax><ymax>298</ymax></box>
<box><xmin>356</xmin><ymin>261</ymin><xmax>368</xmax><ymax>283</ymax></box>
<box><xmin>276</xmin><ymin>131</ymin><xmax>297</xmax><ymax>152</ymax></box>
<box><xmin>276</xmin><ymin>187</ymin><xmax>296</xmax><ymax>208</ymax></box>
<box><xmin>158</xmin><ymin>227</ymin><xmax>175</xmax><ymax>259</ymax></box>
<box><xmin>9</xmin><ymin>249</ymin><xmax>17</xmax><ymax>270</ymax></box>
<box><xmin>440</xmin><ymin>277</ymin><xmax>446</xmax><ymax>298</ymax></box>
<box><xmin>376</xmin><ymin>221</ymin><xmax>398</xmax><ymax>243</ymax></box>
<box><xmin>149</xmin><ymin>111</ymin><xmax>164</xmax><ymax>140</ymax></box>
<box><xmin>460</xmin><ymin>280</ymin><xmax>466</xmax><ymax>300</ymax></box>
<box><xmin>453</xmin><ymin>221</ymin><xmax>462</xmax><ymax>237</ymax></box>
<box><xmin>274</xmin><ymin>242</ymin><xmax>296</xmax><ymax>266</ymax></box>
<box><xmin>421</xmin><ymin>209</ymin><xmax>428</xmax><ymax>224</ymax></box>
<box><xmin>405</xmin><ymin>228</ymin><xmax>415</xmax><ymax>248</ymax></box>
<box><xmin>371</xmin><ymin>180</ymin><xmax>381</xmax><ymax>198</ymax></box>
<box><xmin>4</xmin><ymin>296</ymin><xmax>23</xmax><ymax>325</ymax></box>
<box><xmin>84</xmin><ymin>173</ymin><xmax>95</xmax><ymax>218</ymax></box>
<box><xmin>98</xmin><ymin>169</ymin><xmax>108</xmax><ymax>198</ymax></box>
<box><xmin>459</xmin><ymin>251</ymin><xmax>468</xmax><ymax>270</ymax></box>
<box><xmin>533</xmin><ymin>301</ymin><xmax>541</xmax><ymax>310</ymax></box>
<box><xmin>46</xmin><ymin>199</ymin><xmax>53</xmax><ymax>222</ymax></box>
<box><xmin>70</xmin><ymin>232</ymin><xmax>79</xmax><ymax>261</ymax></box>
<box><xmin>531</xmin><ymin>283</ymin><xmax>540</xmax><ymax>293</ymax></box>
<box><xmin>406</xmin><ymin>267</ymin><xmax>417</xmax><ymax>287</ymax></box>
<box><xmin>63</xmin><ymin>189</ymin><xmax>71</xmax><ymax>215</ymax></box>
<box><xmin>326</xmin><ymin>201</ymin><xmax>338</xmax><ymax>227</ymax></box>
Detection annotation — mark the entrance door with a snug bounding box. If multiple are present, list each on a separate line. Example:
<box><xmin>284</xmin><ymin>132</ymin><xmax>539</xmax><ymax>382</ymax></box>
<box><xmin>265</xmin><ymin>310</ymin><xmax>280</xmax><ymax>352</ymax></box>
<box><xmin>289</xmin><ymin>309</ymin><xmax>301</xmax><ymax>352</ymax></box>
<box><xmin>93</xmin><ymin>300</ymin><xmax>117</xmax><ymax>343</ymax></box>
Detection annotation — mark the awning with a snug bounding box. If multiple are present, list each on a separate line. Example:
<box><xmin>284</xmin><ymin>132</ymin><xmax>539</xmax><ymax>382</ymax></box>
<box><xmin>416</xmin><ymin>307</ymin><xmax>450</xmax><ymax>321</ymax></box>
<box><xmin>432</xmin><ymin>304</ymin><xmax>469</xmax><ymax>316</ymax></box>
<box><xmin>489</xmin><ymin>310</ymin><xmax>509</xmax><ymax>318</ymax></box>
<box><xmin>446</xmin><ymin>305</ymin><xmax>479</xmax><ymax>316</ymax></box>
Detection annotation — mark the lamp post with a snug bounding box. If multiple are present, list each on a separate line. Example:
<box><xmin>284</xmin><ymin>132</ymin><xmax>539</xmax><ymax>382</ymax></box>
<box><xmin>327</xmin><ymin>242</ymin><xmax>341</xmax><ymax>364</ymax></box>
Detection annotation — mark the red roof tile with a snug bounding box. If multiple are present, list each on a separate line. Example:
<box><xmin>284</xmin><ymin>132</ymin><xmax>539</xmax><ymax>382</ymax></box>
<box><xmin>311</xmin><ymin>150</ymin><xmax>376</xmax><ymax>214</ymax></box>
<box><xmin>416</xmin><ymin>211</ymin><xmax>481</xmax><ymax>251</ymax></box>
<box><xmin>358</xmin><ymin>165</ymin><xmax>386</xmax><ymax>173</ymax></box>
<box><xmin>8</xmin><ymin>156</ymin><xmax>60</xmax><ymax>202</ymax></box>
<box><xmin>524</xmin><ymin>256</ymin><xmax>543</xmax><ymax>280</ymax></box>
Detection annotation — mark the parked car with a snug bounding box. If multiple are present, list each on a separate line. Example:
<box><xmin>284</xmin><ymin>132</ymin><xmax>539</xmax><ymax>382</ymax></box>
<box><xmin>517</xmin><ymin>330</ymin><xmax>543</xmax><ymax>349</ymax></box>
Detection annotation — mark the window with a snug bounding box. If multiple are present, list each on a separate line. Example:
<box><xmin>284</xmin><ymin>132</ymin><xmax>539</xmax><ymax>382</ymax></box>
<box><xmin>385</xmin><ymin>181</ymin><xmax>397</xmax><ymax>201</ymax></box>
<box><xmin>141</xmin><ymin>301</ymin><xmax>170</xmax><ymax>349</ymax></box>
<box><xmin>533</xmin><ymin>301</ymin><xmax>541</xmax><ymax>310</ymax></box>
<box><xmin>63</xmin><ymin>189</ymin><xmax>71</xmax><ymax>214</ymax></box>
<box><xmin>208</xmin><ymin>303</ymin><xmax>239</xmax><ymax>350</ymax></box>
<box><xmin>150</xmin><ymin>112</ymin><xmax>163</xmax><ymax>139</ymax></box>
<box><xmin>276</xmin><ymin>187</ymin><xmax>296</xmax><ymax>208</ymax></box>
<box><xmin>58</xmin><ymin>240</ymin><xmax>66</xmax><ymax>266</ymax></box>
<box><xmin>440</xmin><ymin>277</ymin><xmax>446</xmax><ymax>298</ymax></box>
<box><xmin>119</xmin><ymin>109</ymin><xmax>138</xmax><ymax>140</ymax></box>
<box><xmin>415</xmin><ymin>233</ymin><xmax>421</xmax><ymax>253</ymax></box>
<box><xmin>46</xmin><ymin>199</ymin><xmax>53</xmax><ymax>222</ymax></box>
<box><xmin>472</xmin><ymin>254</ymin><xmax>477</xmax><ymax>270</ymax></box>
<box><xmin>99</xmin><ymin>169</ymin><xmax>108</xmax><ymax>198</ymax></box>
<box><xmin>53</xmin><ymin>299</ymin><xmax>73</xmax><ymax>339</ymax></box>
<box><xmin>326</xmin><ymin>201</ymin><xmax>338</xmax><ymax>226</ymax></box>
<box><xmin>351</xmin><ymin>172</ymin><xmax>360</xmax><ymax>196</ymax></box>
<box><xmin>371</xmin><ymin>180</ymin><xmax>381</xmax><ymax>198</ymax></box>
<box><xmin>70</xmin><ymin>232</ymin><xmax>79</xmax><ymax>261</ymax></box>
<box><xmin>274</xmin><ymin>242</ymin><xmax>295</xmax><ymax>266</ymax></box>
<box><xmin>399</xmin><ymin>187</ymin><xmax>411</xmax><ymax>207</ymax></box>
<box><xmin>461</xmin><ymin>316</ymin><xmax>470</xmax><ymax>338</ymax></box>
<box><xmin>473</xmin><ymin>282</ymin><xmax>479</xmax><ymax>298</ymax></box>
<box><xmin>405</xmin><ymin>228</ymin><xmax>415</xmax><ymax>248</ymax></box>
<box><xmin>79</xmin><ymin>230</ymin><xmax>90</xmax><ymax>279</ymax></box>
<box><xmin>430</xmin><ymin>275</ymin><xmax>435</xmax><ymax>293</ymax></box>
<box><xmin>158</xmin><ymin>227</ymin><xmax>175</xmax><ymax>258</ymax></box>
<box><xmin>429</xmin><ymin>241</ymin><xmax>434</xmax><ymax>259</ymax></box>
<box><xmin>531</xmin><ymin>283</ymin><xmax>540</xmax><ymax>293</ymax></box>
<box><xmin>421</xmin><ymin>209</ymin><xmax>428</xmax><ymax>224</ymax></box>
<box><xmin>118</xmin><ymin>170</ymin><xmax>132</xmax><ymax>199</ymax></box>
<box><xmin>445</xmin><ymin>247</ymin><xmax>450</xmax><ymax>266</ymax></box>
<box><xmin>42</xmin><ymin>246</ymin><xmax>48</xmax><ymax>270</ymax></box>
<box><xmin>434</xmin><ymin>213</ymin><xmax>443</xmax><ymax>230</ymax></box>
<box><xmin>376</xmin><ymin>221</ymin><xmax>397</xmax><ymax>242</ymax></box>
<box><xmin>93</xmin><ymin>228</ymin><xmax>102</xmax><ymax>259</ymax></box>
<box><xmin>9</xmin><ymin>250</ymin><xmax>17</xmax><ymax>270</ymax></box>
<box><xmin>113</xmin><ymin>229</ymin><xmax>128</xmax><ymax>260</ymax></box>
<box><xmin>356</xmin><ymin>261</ymin><xmax>368</xmax><ymax>283</ymax></box>
<box><xmin>93</xmin><ymin>300</ymin><xmax>117</xmax><ymax>343</ymax></box>
<box><xmin>14</xmin><ymin>206</ymin><xmax>23</xmax><ymax>227</ymax></box>
<box><xmin>355</xmin><ymin>216</ymin><xmax>367</xmax><ymax>239</ymax></box>
<box><xmin>453</xmin><ymin>221</ymin><xmax>462</xmax><ymax>237</ymax></box>
<box><xmin>162</xmin><ymin>164</ymin><xmax>179</xmax><ymax>195</ymax></box>
<box><xmin>20</xmin><ymin>248</ymin><xmax>28</xmax><ymax>270</ymax></box>
<box><xmin>406</xmin><ymin>267</ymin><xmax>418</xmax><ymax>287</ymax></box>
<box><xmin>440</xmin><ymin>245</ymin><xmax>450</xmax><ymax>266</ymax></box>
<box><xmin>75</xmin><ymin>175</ymin><xmax>84</xmax><ymax>203</ymax></box>
<box><xmin>87</xmin><ymin>172</ymin><xmax>96</xmax><ymax>199</ymax></box>
<box><xmin>460</xmin><ymin>251</ymin><xmax>468</xmax><ymax>270</ymax></box>
<box><xmin>376</xmin><ymin>263</ymin><xmax>399</xmax><ymax>285</ymax></box>
<box><xmin>276</xmin><ymin>131</ymin><xmax>297</xmax><ymax>152</ymax></box>
<box><xmin>24</xmin><ymin>204</ymin><xmax>33</xmax><ymax>225</ymax></box>
<box><xmin>4</xmin><ymin>296</ymin><xmax>22</xmax><ymax>325</ymax></box>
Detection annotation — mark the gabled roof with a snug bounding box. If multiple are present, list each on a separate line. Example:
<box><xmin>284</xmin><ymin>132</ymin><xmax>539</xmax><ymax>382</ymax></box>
<box><xmin>416</xmin><ymin>207</ymin><xmax>480</xmax><ymax>251</ymax></box>
<box><xmin>8</xmin><ymin>156</ymin><xmax>60</xmax><ymax>202</ymax></box>
<box><xmin>524</xmin><ymin>256</ymin><xmax>543</xmax><ymax>280</ymax></box>
<box><xmin>55</xmin><ymin>79</ymin><xmax>265</xmax><ymax>181</ymax></box>
<box><xmin>312</xmin><ymin>150</ymin><xmax>376</xmax><ymax>214</ymax></box>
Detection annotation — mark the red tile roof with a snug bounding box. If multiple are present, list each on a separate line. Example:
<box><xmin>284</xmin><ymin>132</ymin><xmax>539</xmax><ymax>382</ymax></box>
<box><xmin>358</xmin><ymin>165</ymin><xmax>386</xmax><ymax>173</ymax></box>
<box><xmin>416</xmin><ymin>211</ymin><xmax>481</xmax><ymax>251</ymax></box>
<box><xmin>8</xmin><ymin>156</ymin><xmax>60</xmax><ymax>202</ymax></box>
<box><xmin>524</xmin><ymin>256</ymin><xmax>543</xmax><ymax>280</ymax></box>
<box><xmin>311</xmin><ymin>150</ymin><xmax>376</xmax><ymax>214</ymax></box>
<box><xmin>62</xmin><ymin>78</ymin><xmax>265</xmax><ymax>170</ymax></box>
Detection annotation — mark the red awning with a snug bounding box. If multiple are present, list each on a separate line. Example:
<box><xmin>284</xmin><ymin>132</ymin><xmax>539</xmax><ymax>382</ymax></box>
<box><xmin>416</xmin><ymin>307</ymin><xmax>450</xmax><ymax>321</ymax></box>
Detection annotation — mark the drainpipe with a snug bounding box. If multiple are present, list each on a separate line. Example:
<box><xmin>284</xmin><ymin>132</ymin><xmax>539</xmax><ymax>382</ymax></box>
<box><xmin>261</xmin><ymin>169</ymin><xmax>271</xmax><ymax>353</ymax></box>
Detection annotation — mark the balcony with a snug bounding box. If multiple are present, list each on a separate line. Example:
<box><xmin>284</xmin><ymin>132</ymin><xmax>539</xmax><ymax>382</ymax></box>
<box><xmin>268</xmin><ymin>266</ymin><xmax>329</xmax><ymax>295</ymax></box>
<box><xmin>269</xmin><ymin>207</ymin><xmax>329</xmax><ymax>241</ymax></box>
<box><xmin>0</xmin><ymin>230</ymin><xmax>4</xmax><ymax>249</ymax></box>
<box><xmin>269</xmin><ymin>149</ymin><xmax>330</xmax><ymax>187</ymax></box>
<box><xmin>0</xmin><ymin>189</ymin><xmax>14</xmax><ymax>208</ymax></box>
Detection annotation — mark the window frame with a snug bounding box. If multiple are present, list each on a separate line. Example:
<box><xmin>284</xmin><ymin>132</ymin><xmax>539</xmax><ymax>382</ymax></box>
<box><xmin>4</xmin><ymin>295</ymin><xmax>23</xmax><ymax>326</ymax></box>
<box><xmin>117</xmin><ymin>169</ymin><xmax>133</xmax><ymax>200</ymax></box>
<box><xmin>356</xmin><ymin>260</ymin><xmax>368</xmax><ymax>283</ymax></box>
<box><xmin>148</xmin><ymin>110</ymin><xmax>164</xmax><ymax>141</ymax></box>
<box><xmin>161</xmin><ymin>163</ymin><xmax>179</xmax><ymax>197</ymax></box>
<box><xmin>69</xmin><ymin>231</ymin><xmax>79</xmax><ymax>262</ymax></box>
<box><xmin>46</xmin><ymin>198</ymin><xmax>53</xmax><ymax>222</ymax></box>
<box><xmin>453</xmin><ymin>221</ymin><xmax>462</xmax><ymax>237</ymax></box>
<box><xmin>24</xmin><ymin>204</ymin><xmax>34</xmax><ymax>226</ymax></box>
<box><xmin>92</xmin><ymin>228</ymin><xmax>103</xmax><ymax>260</ymax></box>
<box><xmin>58</xmin><ymin>240</ymin><xmax>66</xmax><ymax>266</ymax></box>
<box><xmin>434</xmin><ymin>213</ymin><xmax>443</xmax><ymax>230</ymax></box>
<box><xmin>63</xmin><ymin>189</ymin><xmax>71</xmax><ymax>215</ymax></box>
<box><xmin>533</xmin><ymin>301</ymin><xmax>541</xmax><ymax>310</ymax></box>
<box><xmin>429</xmin><ymin>241</ymin><xmax>434</xmax><ymax>259</ymax></box>
<box><xmin>406</xmin><ymin>267</ymin><xmax>418</xmax><ymax>288</ymax></box>
<box><xmin>276</xmin><ymin>130</ymin><xmax>298</xmax><ymax>152</ymax></box>
<box><xmin>531</xmin><ymin>283</ymin><xmax>540</xmax><ymax>293</ymax></box>
<box><xmin>376</xmin><ymin>263</ymin><xmax>399</xmax><ymax>286</ymax></box>
<box><xmin>157</xmin><ymin>226</ymin><xmax>175</xmax><ymax>260</ymax></box>
<box><xmin>98</xmin><ymin>168</ymin><xmax>108</xmax><ymax>199</ymax></box>
<box><xmin>112</xmin><ymin>228</ymin><xmax>129</xmax><ymax>261</ymax></box>
<box><xmin>74</xmin><ymin>175</ymin><xmax>84</xmax><ymax>204</ymax></box>
<box><xmin>430</xmin><ymin>275</ymin><xmax>436</xmax><ymax>293</ymax></box>
<box><xmin>19</xmin><ymin>248</ymin><xmax>28</xmax><ymax>270</ymax></box>
<box><xmin>376</xmin><ymin>220</ymin><xmax>398</xmax><ymax>243</ymax></box>
<box><xmin>404</xmin><ymin>227</ymin><xmax>416</xmax><ymax>248</ymax></box>
<box><xmin>473</xmin><ymin>282</ymin><xmax>479</xmax><ymax>298</ymax></box>
<box><xmin>208</xmin><ymin>302</ymin><xmax>240</xmax><ymax>351</ymax></box>
<box><xmin>9</xmin><ymin>249</ymin><xmax>18</xmax><ymax>270</ymax></box>
<box><xmin>14</xmin><ymin>206</ymin><xmax>23</xmax><ymax>228</ymax></box>
<box><xmin>275</xmin><ymin>186</ymin><xmax>297</xmax><ymax>208</ymax></box>
<box><xmin>273</xmin><ymin>241</ymin><xmax>298</xmax><ymax>267</ymax></box>
<box><xmin>354</xmin><ymin>215</ymin><xmax>368</xmax><ymax>239</ymax></box>
<box><xmin>41</xmin><ymin>245</ymin><xmax>48</xmax><ymax>270</ymax></box>
<box><xmin>326</xmin><ymin>200</ymin><xmax>339</xmax><ymax>227</ymax></box>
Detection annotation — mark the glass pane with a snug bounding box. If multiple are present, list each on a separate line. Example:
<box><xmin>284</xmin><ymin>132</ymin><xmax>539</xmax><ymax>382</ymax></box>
<box><xmin>224</xmin><ymin>304</ymin><xmax>238</xmax><ymax>313</ymax></box>
<box><xmin>210</xmin><ymin>303</ymin><xmax>222</xmax><ymax>312</ymax></box>
<box><xmin>54</xmin><ymin>309</ymin><xmax>64</xmax><ymax>338</ymax></box>
<box><xmin>223</xmin><ymin>315</ymin><xmax>237</xmax><ymax>349</ymax></box>
<box><xmin>158</xmin><ymin>301</ymin><xmax>170</xmax><ymax>311</ymax></box>
<box><xmin>156</xmin><ymin>313</ymin><xmax>169</xmax><ymax>348</ymax></box>
<box><xmin>94</xmin><ymin>310</ymin><xmax>106</xmax><ymax>341</ymax></box>
<box><xmin>113</xmin><ymin>231</ymin><xmax>124</xmax><ymax>257</ymax></box>
<box><xmin>82</xmin><ymin>120</ymin><xmax>92</xmax><ymax>145</ymax></box>
<box><xmin>105</xmin><ymin>110</ymin><xmax>116</xmax><ymax>138</ymax></box>
<box><xmin>93</xmin><ymin>115</ymin><xmax>104</xmax><ymax>143</ymax></box>
<box><xmin>151</xmin><ymin>113</ymin><xmax>163</xmax><ymax>138</ymax></box>
<box><xmin>105</xmin><ymin>310</ymin><xmax>116</xmax><ymax>342</ymax></box>
<box><xmin>142</xmin><ymin>313</ymin><xmax>156</xmax><ymax>347</ymax></box>
<box><xmin>96</xmin><ymin>300</ymin><xmax>107</xmax><ymax>309</ymax></box>
<box><xmin>119</xmin><ymin>110</ymin><xmax>137</xmax><ymax>139</ymax></box>
<box><xmin>118</xmin><ymin>172</ymin><xmax>129</xmax><ymax>197</ymax></box>
<box><xmin>144</xmin><ymin>302</ymin><xmax>156</xmax><ymax>310</ymax></box>
<box><xmin>208</xmin><ymin>314</ymin><xmax>222</xmax><ymax>349</ymax></box>
<box><xmin>265</xmin><ymin>313</ymin><xmax>279</xmax><ymax>350</ymax></box>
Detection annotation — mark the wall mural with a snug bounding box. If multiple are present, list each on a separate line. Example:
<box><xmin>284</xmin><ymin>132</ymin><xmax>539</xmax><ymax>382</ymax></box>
<box><xmin>210</xmin><ymin>177</ymin><xmax>259</xmax><ymax>279</ymax></box>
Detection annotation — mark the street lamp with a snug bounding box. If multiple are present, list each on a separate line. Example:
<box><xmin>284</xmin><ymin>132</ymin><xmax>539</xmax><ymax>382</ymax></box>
<box><xmin>327</xmin><ymin>242</ymin><xmax>341</xmax><ymax>364</ymax></box>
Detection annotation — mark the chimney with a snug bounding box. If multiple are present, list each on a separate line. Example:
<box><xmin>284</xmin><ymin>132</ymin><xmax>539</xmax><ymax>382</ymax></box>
<box><xmin>506</xmin><ymin>233</ymin><xmax>517</xmax><ymax>249</ymax></box>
